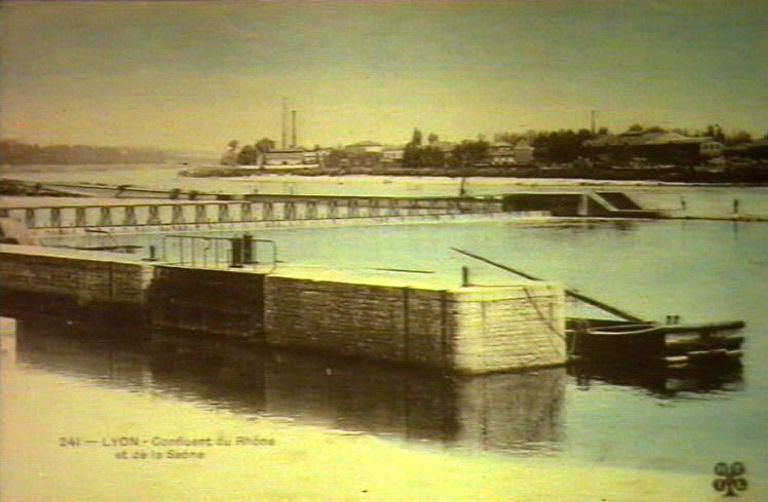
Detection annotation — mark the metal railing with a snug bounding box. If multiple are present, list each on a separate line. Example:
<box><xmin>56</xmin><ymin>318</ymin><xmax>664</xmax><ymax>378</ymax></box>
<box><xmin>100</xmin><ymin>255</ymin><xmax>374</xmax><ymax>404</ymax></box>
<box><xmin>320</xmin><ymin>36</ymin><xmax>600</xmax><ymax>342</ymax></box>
<box><xmin>157</xmin><ymin>234</ymin><xmax>277</xmax><ymax>272</ymax></box>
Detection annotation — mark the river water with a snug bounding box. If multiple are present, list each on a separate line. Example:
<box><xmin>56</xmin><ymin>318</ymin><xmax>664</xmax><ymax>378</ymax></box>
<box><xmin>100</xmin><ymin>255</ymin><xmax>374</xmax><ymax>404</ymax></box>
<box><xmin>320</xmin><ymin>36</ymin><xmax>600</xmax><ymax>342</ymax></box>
<box><xmin>5</xmin><ymin>164</ymin><xmax>768</xmax><ymax>219</ymax></box>
<box><xmin>2</xmin><ymin>167</ymin><xmax>767</xmax><ymax>500</ymax></box>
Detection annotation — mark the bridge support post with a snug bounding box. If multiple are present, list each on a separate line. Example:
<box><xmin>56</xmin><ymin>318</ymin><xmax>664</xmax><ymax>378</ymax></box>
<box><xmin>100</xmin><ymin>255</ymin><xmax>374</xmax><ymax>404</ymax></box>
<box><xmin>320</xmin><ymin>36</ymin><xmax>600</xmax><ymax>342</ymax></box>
<box><xmin>50</xmin><ymin>207</ymin><xmax>62</xmax><ymax>228</ymax></box>
<box><xmin>194</xmin><ymin>205</ymin><xmax>208</xmax><ymax>225</ymax></box>
<box><xmin>75</xmin><ymin>207</ymin><xmax>87</xmax><ymax>227</ymax></box>
<box><xmin>99</xmin><ymin>207</ymin><xmax>113</xmax><ymax>227</ymax></box>
<box><xmin>123</xmin><ymin>206</ymin><xmax>137</xmax><ymax>226</ymax></box>
<box><xmin>25</xmin><ymin>209</ymin><xmax>36</xmax><ymax>228</ymax></box>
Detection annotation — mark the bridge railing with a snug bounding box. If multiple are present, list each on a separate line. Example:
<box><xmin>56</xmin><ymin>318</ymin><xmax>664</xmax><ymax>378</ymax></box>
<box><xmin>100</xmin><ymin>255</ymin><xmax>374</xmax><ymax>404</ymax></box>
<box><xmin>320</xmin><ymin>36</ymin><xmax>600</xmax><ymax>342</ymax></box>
<box><xmin>0</xmin><ymin>197</ymin><xmax>502</xmax><ymax>232</ymax></box>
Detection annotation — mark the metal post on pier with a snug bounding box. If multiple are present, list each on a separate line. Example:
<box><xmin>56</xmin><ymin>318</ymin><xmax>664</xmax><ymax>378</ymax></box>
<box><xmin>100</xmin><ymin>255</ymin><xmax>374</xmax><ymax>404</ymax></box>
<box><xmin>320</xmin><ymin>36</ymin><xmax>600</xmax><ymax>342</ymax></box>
<box><xmin>230</xmin><ymin>237</ymin><xmax>244</xmax><ymax>268</ymax></box>
<box><xmin>144</xmin><ymin>245</ymin><xmax>158</xmax><ymax>262</ymax></box>
<box><xmin>242</xmin><ymin>233</ymin><xmax>254</xmax><ymax>264</ymax></box>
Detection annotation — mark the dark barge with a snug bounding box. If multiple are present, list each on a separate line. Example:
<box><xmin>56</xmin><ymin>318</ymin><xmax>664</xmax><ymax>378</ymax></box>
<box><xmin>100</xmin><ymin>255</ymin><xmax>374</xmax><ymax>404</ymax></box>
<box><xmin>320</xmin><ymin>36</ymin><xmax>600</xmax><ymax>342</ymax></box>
<box><xmin>566</xmin><ymin>318</ymin><xmax>745</xmax><ymax>367</ymax></box>
<box><xmin>451</xmin><ymin>247</ymin><xmax>747</xmax><ymax>368</ymax></box>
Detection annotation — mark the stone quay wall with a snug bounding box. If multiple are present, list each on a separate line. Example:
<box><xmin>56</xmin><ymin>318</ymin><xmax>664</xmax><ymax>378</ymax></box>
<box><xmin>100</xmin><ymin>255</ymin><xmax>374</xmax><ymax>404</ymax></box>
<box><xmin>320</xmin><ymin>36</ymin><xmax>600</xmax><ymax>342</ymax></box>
<box><xmin>0</xmin><ymin>244</ymin><xmax>153</xmax><ymax>310</ymax></box>
<box><xmin>264</xmin><ymin>276</ymin><xmax>565</xmax><ymax>374</ymax></box>
<box><xmin>1</xmin><ymin>244</ymin><xmax>566</xmax><ymax>374</ymax></box>
<box><xmin>148</xmin><ymin>265</ymin><xmax>265</xmax><ymax>339</ymax></box>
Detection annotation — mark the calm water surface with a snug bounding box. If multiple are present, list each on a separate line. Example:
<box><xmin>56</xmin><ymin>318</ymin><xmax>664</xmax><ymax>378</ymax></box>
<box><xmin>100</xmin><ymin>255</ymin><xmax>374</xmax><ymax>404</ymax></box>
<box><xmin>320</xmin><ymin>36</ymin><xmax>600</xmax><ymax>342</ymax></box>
<box><xmin>3</xmin><ymin>217</ymin><xmax>767</xmax><ymax>500</ymax></box>
<box><xmin>2</xmin><ymin>166</ymin><xmax>767</xmax><ymax>499</ymax></box>
<box><xmin>7</xmin><ymin>164</ymin><xmax>768</xmax><ymax>218</ymax></box>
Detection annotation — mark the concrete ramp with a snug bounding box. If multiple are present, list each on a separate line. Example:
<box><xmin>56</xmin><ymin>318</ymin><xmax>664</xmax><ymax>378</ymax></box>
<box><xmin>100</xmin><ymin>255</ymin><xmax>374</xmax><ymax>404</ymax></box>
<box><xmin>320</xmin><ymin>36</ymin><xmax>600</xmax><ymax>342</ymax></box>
<box><xmin>502</xmin><ymin>191</ymin><xmax>657</xmax><ymax>218</ymax></box>
<box><xmin>589</xmin><ymin>192</ymin><xmax>658</xmax><ymax>218</ymax></box>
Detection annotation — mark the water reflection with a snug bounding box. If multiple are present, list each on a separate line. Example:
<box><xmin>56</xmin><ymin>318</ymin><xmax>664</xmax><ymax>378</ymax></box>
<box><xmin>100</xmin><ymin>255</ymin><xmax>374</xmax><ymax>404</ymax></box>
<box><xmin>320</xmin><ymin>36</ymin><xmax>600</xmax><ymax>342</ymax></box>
<box><xmin>11</xmin><ymin>317</ymin><xmax>565</xmax><ymax>455</ymax></box>
<box><xmin>569</xmin><ymin>361</ymin><xmax>744</xmax><ymax>398</ymax></box>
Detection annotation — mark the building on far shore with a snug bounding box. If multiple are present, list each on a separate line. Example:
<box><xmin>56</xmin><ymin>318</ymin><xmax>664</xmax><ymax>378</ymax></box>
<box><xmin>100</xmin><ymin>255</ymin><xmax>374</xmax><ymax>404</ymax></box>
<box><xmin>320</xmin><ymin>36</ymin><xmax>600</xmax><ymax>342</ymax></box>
<box><xmin>487</xmin><ymin>140</ymin><xmax>536</xmax><ymax>166</ymax></box>
<box><xmin>382</xmin><ymin>146</ymin><xmax>405</xmax><ymax>163</ymax></box>
<box><xmin>431</xmin><ymin>141</ymin><xmax>457</xmax><ymax>154</ymax></box>
<box><xmin>488</xmin><ymin>142</ymin><xmax>515</xmax><ymax>165</ymax></box>
<box><xmin>512</xmin><ymin>140</ymin><xmax>535</xmax><ymax>164</ymax></box>
<box><xmin>583</xmin><ymin>131</ymin><xmax>723</xmax><ymax>165</ymax></box>
<box><xmin>263</xmin><ymin>149</ymin><xmax>305</xmax><ymax>166</ymax></box>
<box><xmin>724</xmin><ymin>140</ymin><xmax>768</xmax><ymax>162</ymax></box>
<box><xmin>344</xmin><ymin>141</ymin><xmax>383</xmax><ymax>155</ymax></box>
<box><xmin>241</xmin><ymin>148</ymin><xmax>322</xmax><ymax>170</ymax></box>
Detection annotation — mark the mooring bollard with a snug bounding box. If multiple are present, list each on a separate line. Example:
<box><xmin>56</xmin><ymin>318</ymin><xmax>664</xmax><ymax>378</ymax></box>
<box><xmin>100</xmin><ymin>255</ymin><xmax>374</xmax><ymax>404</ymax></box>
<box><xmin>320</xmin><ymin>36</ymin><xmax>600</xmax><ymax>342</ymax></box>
<box><xmin>462</xmin><ymin>266</ymin><xmax>470</xmax><ymax>287</ymax></box>
<box><xmin>230</xmin><ymin>237</ymin><xmax>244</xmax><ymax>268</ymax></box>
<box><xmin>143</xmin><ymin>245</ymin><xmax>158</xmax><ymax>262</ymax></box>
<box><xmin>242</xmin><ymin>233</ymin><xmax>253</xmax><ymax>264</ymax></box>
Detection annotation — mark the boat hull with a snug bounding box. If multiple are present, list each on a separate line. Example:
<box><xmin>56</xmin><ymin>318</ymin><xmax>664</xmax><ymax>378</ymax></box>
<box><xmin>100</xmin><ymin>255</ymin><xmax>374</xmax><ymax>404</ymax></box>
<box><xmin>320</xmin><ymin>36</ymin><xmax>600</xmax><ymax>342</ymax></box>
<box><xmin>566</xmin><ymin>319</ymin><xmax>745</xmax><ymax>367</ymax></box>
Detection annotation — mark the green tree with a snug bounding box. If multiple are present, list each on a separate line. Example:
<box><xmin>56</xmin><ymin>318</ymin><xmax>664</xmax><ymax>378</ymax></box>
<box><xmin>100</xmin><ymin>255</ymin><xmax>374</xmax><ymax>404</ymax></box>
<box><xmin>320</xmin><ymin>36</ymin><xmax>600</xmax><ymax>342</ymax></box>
<box><xmin>236</xmin><ymin>145</ymin><xmax>260</xmax><ymax>165</ymax></box>
<box><xmin>411</xmin><ymin>128</ymin><xmax>423</xmax><ymax>147</ymax></box>
<box><xmin>726</xmin><ymin>130</ymin><xmax>753</xmax><ymax>146</ymax></box>
<box><xmin>449</xmin><ymin>140</ymin><xmax>489</xmax><ymax>167</ymax></box>
<box><xmin>531</xmin><ymin>129</ymin><xmax>593</xmax><ymax>163</ymax></box>
<box><xmin>704</xmin><ymin>125</ymin><xmax>725</xmax><ymax>142</ymax></box>
<box><xmin>255</xmin><ymin>138</ymin><xmax>276</xmax><ymax>153</ymax></box>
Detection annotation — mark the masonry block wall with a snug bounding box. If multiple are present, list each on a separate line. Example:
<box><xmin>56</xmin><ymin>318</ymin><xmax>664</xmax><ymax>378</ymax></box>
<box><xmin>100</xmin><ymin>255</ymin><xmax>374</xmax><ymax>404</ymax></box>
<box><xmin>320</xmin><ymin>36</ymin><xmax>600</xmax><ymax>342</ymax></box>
<box><xmin>148</xmin><ymin>266</ymin><xmax>265</xmax><ymax>339</ymax></box>
<box><xmin>0</xmin><ymin>245</ymin><xmax>153</xmax><ymax>308</ymax></box>
<box><xmin>264</xmin><ymin>276</ymin><xmax>565</xmax><ymax>373</ymax></box>
<box><xmin>450</xmin><ymin>283</ymin><xmax>566</xmax><ymax>373</ymax></box>
<box><xmin>264</xmin><ymin>278</ymin><xmax>424</xmax><ymax>363</ymax></box>
<box><xmin>1</xmin><ymin>244</ymin><xmax>566</xmax><ymax>374</ymax></box>
<box><xmin>502</xmin><ymin>194</ymin><xmax>582</xmax><ymax>216</ymax></box>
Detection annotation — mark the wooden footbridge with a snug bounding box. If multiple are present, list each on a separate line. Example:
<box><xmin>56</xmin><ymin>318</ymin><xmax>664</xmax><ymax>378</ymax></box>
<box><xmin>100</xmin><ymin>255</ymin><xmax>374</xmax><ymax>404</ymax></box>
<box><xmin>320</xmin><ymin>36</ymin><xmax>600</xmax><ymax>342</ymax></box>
<box><xmin>0</xmin><ymin>196</ymin><xmax>506</xmax><ymax>235</ymax></box>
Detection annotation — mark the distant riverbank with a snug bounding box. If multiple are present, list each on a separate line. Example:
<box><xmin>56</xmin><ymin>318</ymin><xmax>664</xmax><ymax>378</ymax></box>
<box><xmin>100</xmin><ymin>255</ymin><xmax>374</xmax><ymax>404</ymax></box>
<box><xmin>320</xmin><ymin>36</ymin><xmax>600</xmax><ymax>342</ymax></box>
<box><xmin>180</xmin><ymin>163</ymin><xmax>768</xmax><ymax>185</ymax></box>
<box><xmin>5</xmin><ymin>164</ymin><xmax>768</xmax><ymax>220</ymax></box>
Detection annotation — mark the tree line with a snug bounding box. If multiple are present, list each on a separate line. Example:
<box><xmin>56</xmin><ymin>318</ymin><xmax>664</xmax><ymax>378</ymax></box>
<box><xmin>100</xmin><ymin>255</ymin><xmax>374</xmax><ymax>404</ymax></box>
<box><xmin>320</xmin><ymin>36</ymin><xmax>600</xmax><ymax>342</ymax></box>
<box><xmin>222</xmin><ymin>138</ymin><xmax>277</xmax><ymax>166</ymax></box>
<box><xmin>221</xmin><ymin>123</ymin><xmax>766</xmax><ymax>169</ymax></box>
<box><xmin>0</xmin><ymin>140</ymin><xmax>168</xmax><ymax>165</ymax></box>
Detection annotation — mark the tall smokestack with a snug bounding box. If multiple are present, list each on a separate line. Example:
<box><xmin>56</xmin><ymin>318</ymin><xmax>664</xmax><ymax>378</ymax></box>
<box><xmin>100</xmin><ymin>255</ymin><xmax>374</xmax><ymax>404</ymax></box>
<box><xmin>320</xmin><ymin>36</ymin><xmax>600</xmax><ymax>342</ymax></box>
<box><xmin>291</xmin><ymin>110</ymin><xmax>297</xmax><ymax>148</ymax></box>
<box><xmin>281</xmin><ymin>97</ymin><xmax>287</xmax><ymax>149</ymax></box>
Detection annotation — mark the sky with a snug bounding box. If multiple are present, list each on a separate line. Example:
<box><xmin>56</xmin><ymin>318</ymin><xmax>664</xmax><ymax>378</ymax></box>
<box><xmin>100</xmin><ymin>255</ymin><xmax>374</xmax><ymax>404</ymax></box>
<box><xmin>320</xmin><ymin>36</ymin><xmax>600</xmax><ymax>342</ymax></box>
<box><xmin>1</xmin><ymin>0</ymin><xmax>767</xmax><ymax>153</ymax></box>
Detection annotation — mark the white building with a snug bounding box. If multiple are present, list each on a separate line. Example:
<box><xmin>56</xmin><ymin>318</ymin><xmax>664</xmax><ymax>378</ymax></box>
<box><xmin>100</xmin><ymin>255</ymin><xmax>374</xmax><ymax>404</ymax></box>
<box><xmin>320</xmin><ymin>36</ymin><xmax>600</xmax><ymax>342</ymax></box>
<box><xmin>488</xmin><ymin>142</ymin><xmax>516</xmax><ymax>165</ymax></box>
<box><xmin>344</xmin><ymin>141</ymin><xmax>383</xmax><ymax>154</ymax></box>
<box><xmin>382</xmin><ymin>147</ymin><xmax>405</xmax><ymax>163</ymax></box>
<box><xmin>512</xmin><ymin>140</ymin><xmax>535</xmax><ymax>164</ymax></box>
<box><xmin>263</xmin><ymin>149</ymin><xmax>305</xmax><ymax>166</ymax></box>
<box><xmin>258</xmin><ymin>149</ymin><xmax>321</xmax><ymax>169</ymax></box>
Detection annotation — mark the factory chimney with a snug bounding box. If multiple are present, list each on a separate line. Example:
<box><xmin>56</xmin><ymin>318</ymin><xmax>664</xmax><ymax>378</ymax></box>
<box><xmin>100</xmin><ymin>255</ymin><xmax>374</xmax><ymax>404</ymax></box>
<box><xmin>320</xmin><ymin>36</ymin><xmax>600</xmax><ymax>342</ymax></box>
<box><xmin>281</xmin><ymin>97</ymin><xmax>287</xmax><ymax>149</ymax></box>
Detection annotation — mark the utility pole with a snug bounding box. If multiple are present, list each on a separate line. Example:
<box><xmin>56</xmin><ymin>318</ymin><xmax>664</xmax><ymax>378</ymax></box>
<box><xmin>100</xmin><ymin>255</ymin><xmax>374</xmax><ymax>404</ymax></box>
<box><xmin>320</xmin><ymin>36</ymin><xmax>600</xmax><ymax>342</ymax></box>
<box><xmin>281</xmin><ymin>97</ymin><xmax>287</xmax><ymax>149</ymax></box>
<box><xmin>291</xmin><ymin>110</ymin><xmax>297</xmax><ymax>148</ymax></box>
<box><xmin>591</xmin><ymin>110</ymin><xmax>597</xmax><ymax>135</ymax></box>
